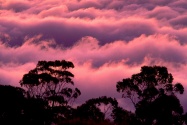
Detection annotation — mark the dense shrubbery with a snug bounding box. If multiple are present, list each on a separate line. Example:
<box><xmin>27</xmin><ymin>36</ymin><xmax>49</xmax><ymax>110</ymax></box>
<box><xmin>0</xmin><ymin>60</ymin><xmax>186</xmax><ymax>125</ymax></box>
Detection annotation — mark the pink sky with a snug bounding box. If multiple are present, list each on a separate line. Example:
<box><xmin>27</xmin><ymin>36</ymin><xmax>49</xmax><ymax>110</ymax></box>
<box><xmin>0</xmin><ymin>0</ymin><xmax>187</xmax><ymax>111</ymax></box>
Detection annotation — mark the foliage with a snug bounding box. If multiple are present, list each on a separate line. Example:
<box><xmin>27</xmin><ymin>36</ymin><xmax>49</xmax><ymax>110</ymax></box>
<box><xmin>112</xmin><ymin>106</ymin><xmax>142</xmax><ymax>125</ymax></box>
<box><xmin>20</xmin><ymin>60</ymin><xmax>81</xmax><ymax>107</ymax></box>
<box><xmin>0</xmin><ymin>85</ymin><xmax>26</xmax><ymax>124</ymax></box>
<box><xmin>116</xmin><ymin>66</ymin><xmax>185</xmax><ymax>124</ymax></box>
<box><xmin>19</xmin><ymin>60</ymin><xmax>81</xmax><ymax>124</ymax></box>
<box><xmin>0</xmin><ymin>64</ymin><xmax>186</xmax><ymax>125</ymax></box>
<box><xmin>59</xmin><ymin>118</ymin><xmax>113</xmax><ymax>125</ymax></box>
<box><xmin>74</xmin><ymin>96</ymin><xmax>118</xmax><ymax>121</ymax></box>
<box><xmin>23</xmin><ymin>97</ymin><xmax>50</xmax><ymax>125</ymax></box>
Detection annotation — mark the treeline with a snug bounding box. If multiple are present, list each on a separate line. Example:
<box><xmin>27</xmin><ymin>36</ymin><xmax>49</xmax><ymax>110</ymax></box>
<box><xmin>0</xmin><ymin>60</ymin><xmax>187</xmax><ymax>125</ymax></box>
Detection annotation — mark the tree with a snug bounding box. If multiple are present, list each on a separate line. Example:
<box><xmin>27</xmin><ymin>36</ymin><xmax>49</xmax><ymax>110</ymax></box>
<box><xmin>112</xmin><ymin>106</ymin><xmax>142</xmax><ymax>125</ymax></box>
<box><xmin>20</xmin><ymin>60</ymin><xmax>81</xmax><ymax>122</ymax></box>
<box><xmin>116</xmin><ymin>66</ymin><xmax>185</xmax><ymax>125</ymax></box>
<box><xmin>74</xmin><ymin>96</ymin><xmax>118</xmax><ymax>122</ymax></box>
<box><xmin>23</xmin><ymin>97</ymin><xmax>50</xmax><ymax>125</ymax></box>
<box><xmin>0</xmin><ymin>85</ymin><xmax>26</xmax><ymax>124</ymax></box>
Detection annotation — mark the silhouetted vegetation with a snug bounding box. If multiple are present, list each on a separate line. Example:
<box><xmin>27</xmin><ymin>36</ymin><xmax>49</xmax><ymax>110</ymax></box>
<box><xmin>20</xmin><ymin>60</ymin><xmax>81</xmax><ymax>124</ymax></box>
<box><xmin>0</xmin><ymin>61</ymin><xmax>186</xmax><ymax>125</ymax></box>
<box><xmin>117</xmin><ymin>66</ymin><xmax>186</xmax><ymax>125</ymax></box>
<box><xmin>0</xmin><ymin>85</ymin><xmax>26</xmax><ymax>124</ymax></box>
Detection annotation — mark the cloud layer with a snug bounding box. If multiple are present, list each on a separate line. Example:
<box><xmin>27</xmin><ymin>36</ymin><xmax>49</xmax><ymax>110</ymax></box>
<box><xmin>0</xmin><ymin>0</ymin><xmax>187</xmax><ymax>46</ymax></box>
<box><xmin>0</xmin><ymin>0</ymin><xmax>187</xmax><ymax>111</ymax></box>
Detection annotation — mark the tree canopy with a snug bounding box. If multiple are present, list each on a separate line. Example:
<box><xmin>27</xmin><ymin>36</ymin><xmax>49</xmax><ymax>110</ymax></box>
<box><xmin>116</xmin><ymin>66</ymin><xmax>185</xmax><ymax>125</ymax></box>
<box><xmin>0</xmin><ymin>85</ymin><xmax>25</xmax><ymax>124</ymax></box>
<box><xmin>75</xmin><ymin>96</ymin><xmax>118</xmax><ymax>121</ymax></box>
<box><xmin>19</xmin><ymin>60</ymin><xmax>81</xmax><ymax>124</ymax></box>
<box><xmin>20</xmin><ymin>60</ymin><xmax>81</xmax><ymax>107</ymax></box>
<box><xmin>0</xmin><ymin>63</ymin><xmax>186</xmax><ymax>125</ymax></box>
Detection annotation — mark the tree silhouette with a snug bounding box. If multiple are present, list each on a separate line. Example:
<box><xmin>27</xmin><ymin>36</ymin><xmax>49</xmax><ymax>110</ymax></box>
<box><xmin>1</xmin><ymin>63</ymin><xmax>186</xmax><ymax>125</ymax></box>
<box><xmin>0</xmin><ymin>85</ymin><xmax>26</xmax><ymax>124</ymax></box>
<box><xmin>184</xmin><ymin>113</ymin><xmax>187</xmax><ymax>124</ymax></box>
<box><xmin>112</xmin><ymin>106</ymin><xmax>142</xmax><ymax>125</ymax></box>
<box><xmin>23</xmin><ymin>97</ymin><xmax>50</xmax><ymax>125</ymax></box>
<box><xmin>20</xmin><ymin>60</ymin><xmax>81</xmax><ymax>123</ymax></box>
<box><xmin>116</xmin><ymin>66</ymin><xmax>185</xmax><ymax>124</ymax></box>
<box><xmin>74</xmin><ymin>96</ymin><xmax>118</xmax><ymax>122</ymax></box>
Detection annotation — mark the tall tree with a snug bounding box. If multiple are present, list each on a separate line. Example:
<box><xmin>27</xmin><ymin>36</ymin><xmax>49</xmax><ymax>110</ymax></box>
<box><xmin>116</xmin><ymin>66</ymin><xmax>185</xmax><ymax>125</ymax></box>
<box><xmin>20</xmin><ymin>60</ymin><xmax>81</xmax><ymax>122</ymax></box>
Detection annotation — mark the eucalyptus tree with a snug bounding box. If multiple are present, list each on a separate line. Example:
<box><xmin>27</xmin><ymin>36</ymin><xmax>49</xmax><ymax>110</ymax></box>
<box><xmin>116</xmin><ymin>66</ymin><xmax>185</xmax><ymax>125</ymax></box>
<box><xmin>20</xmin><ymin>60</ymin><xmax>81</xmax><ymax>122</ymax></box>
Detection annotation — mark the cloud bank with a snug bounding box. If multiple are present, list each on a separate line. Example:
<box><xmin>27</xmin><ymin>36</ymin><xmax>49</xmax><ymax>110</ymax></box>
<box><xmin>0</xmin><ymin>0</ymin><xmax>187</xmax><ymax>46</ymax></box>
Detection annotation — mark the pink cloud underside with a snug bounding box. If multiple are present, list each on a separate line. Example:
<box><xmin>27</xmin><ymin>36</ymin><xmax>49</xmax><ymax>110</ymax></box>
<box><xmin>0</xmin><ymin>0</ymin><xmax>187</xmax><ymax>46</ymax></box>
<box><xmin>0</xmin><ymin>34</ymin><xmax>187</xmax><ymax>111</ymax></box>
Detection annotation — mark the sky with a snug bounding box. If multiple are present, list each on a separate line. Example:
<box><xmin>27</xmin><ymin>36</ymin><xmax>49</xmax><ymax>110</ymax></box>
<box><xmin>0</xmin><ymin>0</ymin><xmax>187</xmax><ymax>112</ymax></box>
